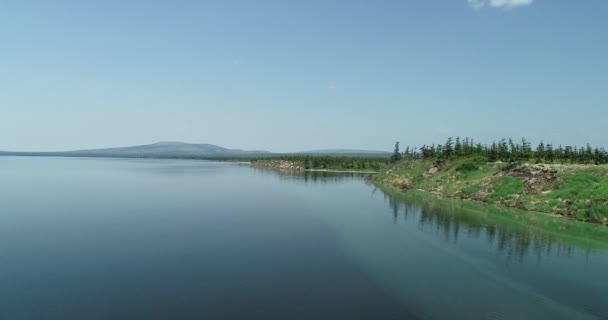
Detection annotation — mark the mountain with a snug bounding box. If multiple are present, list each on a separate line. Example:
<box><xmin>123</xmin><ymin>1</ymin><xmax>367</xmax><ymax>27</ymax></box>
<box><xmin>68</xmin><ymin>141</ymin><xmax>270</xmax><ymax>157</ymax></box>
<box><xmin>0</xmin><ymin>142</ymin><xmax>271</xmax><ymax>158</ymax></box>
<box><xmin>0</xmin><ymin>143</ymin><xmax>390</xmax><ymax>159</ymax></box>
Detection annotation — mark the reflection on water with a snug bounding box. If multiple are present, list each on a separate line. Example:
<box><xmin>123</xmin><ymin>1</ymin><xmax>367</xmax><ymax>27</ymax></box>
<box><xmin>347</xmin><ymin>186</ymin><xmax>608</xmax><ymax>320</ymax></box>
<box><xmin>252</xmin><ymin>167</ymin><xmax>371</xmax><ymax>184</ymax></box>
<box><xmin>2</xmin><ymin>158</ymin><xmax>607</xmax><ymax>320</ymax></box>
<box><xmin>257</xmin><ymin>168</ymin><xmax>608</xmax><ymax>319</ymax></box>
<box><xmin>377</xmin><ymin>186</ymin><xmax>608</xmax><ymax>263</ymax></box>
<box><xmin>254</xmin><ymin>167</ymin><xmax>608</xmax><ymax>264</ymax></box>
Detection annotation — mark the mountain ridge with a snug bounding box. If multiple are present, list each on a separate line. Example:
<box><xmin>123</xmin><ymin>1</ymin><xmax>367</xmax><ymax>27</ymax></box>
<box><xmin>0</xmin><ymin>142</ymin><xmax>389</xmax><ymax>158</ymax></box>
<box><xmin>0</xmin><ymin>142</ymin><xmax>270</xmax><ymax>158</ymax></box>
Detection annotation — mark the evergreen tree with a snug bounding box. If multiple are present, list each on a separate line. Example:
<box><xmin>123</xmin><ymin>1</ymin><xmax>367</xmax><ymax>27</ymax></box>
<box><xmin>498</xmin><ymin>139</ymin><xmax>509</xmax><ymax>162</ymax></box>
<box><xmin>443</xmin><ymin>137</ymin><xmax>454</xmax><ymax>159</ymax></box>
<box><xmin>304</xmin><ymin>156</ymin><xmax>311</xmax><ymax>169</ymax></box>
<box><xmin>546</xmin><ymin>144</ymin><xmax>554</xmax><ymax>163</ymax></box>
<box><xmin>475</xmin><ymin>143</ymin><xmax>484</xmax><ymax>155</ymax></box>
<box><xmin>454</xmin><ymin>137</ymin><xmax>462</xmax><ymax>157</ymax></box>
<box><xmin>382</xmin><ymin>137</ymin><xmax>608</xmax><ymax>166</ymax></box>
<box><xmin>535</xmin><ymin>142</ymin><xmax>545</xmax><ymax>163</ymax></box>
<box><xmin>521</xmin><ymin>138</ymin><xmax>533</xmax><ymax>161</ymax></box>
<box><xmin>488</xmin><ymin>142</ymin><xmax>498</xmax><ymax>162</ymax></box>
<box><xmin>585</xmin><ymin>144</ymin><xmax>593</xmax><ymax>164</ymax></box>
<box><xmin>391</xmin><ymin>142</ymin><xmax>402</xmax><ymax>163</ymax></box>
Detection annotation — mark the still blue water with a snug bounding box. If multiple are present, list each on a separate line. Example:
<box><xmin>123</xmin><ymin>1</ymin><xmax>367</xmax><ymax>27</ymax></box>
<box><xmin>1</xmin><ymin>157</ymin><xmax>607</xmax><ymax>319</ymax></box>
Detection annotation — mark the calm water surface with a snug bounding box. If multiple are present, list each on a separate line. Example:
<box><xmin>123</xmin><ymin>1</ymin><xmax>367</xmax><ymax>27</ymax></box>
<box><xmin>1</xmin><ymin>157</ymin><xmax>607</xmax><ymax>319</ymax></box>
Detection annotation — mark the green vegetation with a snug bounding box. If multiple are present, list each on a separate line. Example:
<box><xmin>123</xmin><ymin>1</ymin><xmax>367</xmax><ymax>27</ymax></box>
<box><xmin>486</xmin><ymin>177</ymin><xmax>525</xmax><ymax>203</ymax></box>
<box><xmin>455</xmin><ymin>155</ymin><xmax>486</xmax><ymax>172</ymax></box>
<box><xmin>377</xmin><ymin>155</ymin><xmax>608</xmax><ymax>223</ymax></box>
<box><xmin>374</xmin><ymin>137</ymin><xmax>608</xmax><ymax>224</ymax></box>
<box><xmin>251</xmin><ymin>155</ymin><xmax>388</xmax><ymax>172</ymax></box>
<box><xmin>390</xmin><ymin>141</ymin><xmax>402</xmax><ymax>163</ymax></box>
<box><xmin>537</xmin><ymin>168</ymin><xmax>608</xmax><ymax>220</ymax></box>
<box><xmin>412</xmin><ymin>137</ymin><xmax>608</xmax><ymax>165</ymax></box>
<box><xmin>380</xmin><ymin>186</ymin><xmax>608</xmax><ymax>252</ymax></box>
<box><xmin>249</xmin><ymin>137</ymin><xmax>608</xmax><ymax>224</ymax></box>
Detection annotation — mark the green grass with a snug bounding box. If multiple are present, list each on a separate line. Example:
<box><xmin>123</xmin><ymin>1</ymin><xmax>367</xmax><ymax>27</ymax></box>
<box><xmin>377</xmin><ymin>158</ymin><xmax>608</xmax><ymax>223</ymax></box>
<box><xmin>374</xmin><ymin>171</ymin><xmax>388</xmax><ymax>181</ymax></box>
<box><xmin>485</xmin><ymin>177</ymin><xmax>525</xmax><ymax>203</ymax></box>
<box><xmin>461</xmin><ymin>184</ymin><xmax>484</xmax><ymax>196</ymax></box>
<box><xmin>386</xmin><ymin>157</ymin><xmax>499</xmax><ymax>195</ymax></box>
<box><xmin>535</xmin><ymin>168</ymin><xmax>608</xmax><ymax>220</ymax></box>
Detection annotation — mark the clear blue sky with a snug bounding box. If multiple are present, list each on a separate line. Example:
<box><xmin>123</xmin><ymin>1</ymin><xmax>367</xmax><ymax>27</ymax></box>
<box><xmin>1</xmin><ymin>0</ymin><xmax>607</xmax><ymax>152</ymax></box>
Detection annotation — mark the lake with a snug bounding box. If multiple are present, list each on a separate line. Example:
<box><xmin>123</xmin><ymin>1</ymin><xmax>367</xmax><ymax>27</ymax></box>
<box><xmin>1</xmin><ymin>157</ymin><xmax>607</xmax><ymax>319</ymax></box>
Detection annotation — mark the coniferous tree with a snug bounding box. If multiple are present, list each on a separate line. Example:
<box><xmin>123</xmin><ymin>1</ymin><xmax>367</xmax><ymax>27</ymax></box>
<box><xmin>304</xmin><ymin>156</ymin><xmax>311</xmax><ymax>169</ymax></box>
<box><xmin>455</xmin><ymin>137</ymin><xmax>463</xmax><ymax>157</ymax></box>
<box><xmin>521</xmin><ymin>138</ymin><xmax>532</xmax><ymax>161</ymax></box>
<box><xmin>498</xmin><ymin>139</ymin><xmax>509</xmax><ymax>162</ymax></box>
<box><xmin>443</xmin><ymin>137</ymin><xmax>454</xmax><ymax>159</ymax></box>
<box><xmin>436</xmin><ymin>144</ymin><xmax>443</xmax><ymax>156</ymax></box>
<box><xmin>585</xmin><ymin>144</ymin><xmax>593</xmax><ymax>164</ymax></box>
<box><xmin>545</xmin><ymin>144</ymin><xmax>554</xmax><ymax>163</ymax></box>
<box><xmin>475</xmin><ymin>143</ymin><xmax>483</xmax><ymax>155</ymax></box>
<box><xmin>536</xmin><ymin>142</ymin><xmax>545</xmax><ymax>163</ymax></box>
<box><xmin>385</xmin><ymin>137</ymin><xmax>607</xmax><ymax>165</ymax></box>
<box><xmin>488</xmin><ymin>142</ymin><xmax>498</xmax><ymax>162</ymax></box>
<box><xmin>391</xmin><ymin>142</ymin><xmax>402</xmax><ymax>163</ymax></box>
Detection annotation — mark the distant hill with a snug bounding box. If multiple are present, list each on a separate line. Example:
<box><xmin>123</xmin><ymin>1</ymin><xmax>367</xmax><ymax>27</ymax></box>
<box><xmin>68</xmin><ymin>141</ymin><xmax>271</xmax><ymax>157</ymax></box>
<box><xmin>0</xmin><ymin>142</ymin><xmax>271</xmax><ymax>158</ymax></box>
<box><xmin>296</xmin><ymin>149</ymin><xmax>390</xmax><ymax>157</ymax></box>
<box><xmin>0</xmin><ymin>143</ymin><xmax>390</xmax><ymax>159</ymax></box>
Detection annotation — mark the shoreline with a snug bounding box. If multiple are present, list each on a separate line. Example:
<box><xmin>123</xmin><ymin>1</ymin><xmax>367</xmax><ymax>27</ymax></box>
<box><xmin>249</xmin><ymin>159</ymin><xmax>381</xmax><ymax>174</ymax></box>
<box><xmin>304</xmin><ymin>168</ymin><xmax>377</xmax><ymax>174</ymax></box>
<box><xmin>251</xmin><ymin>158</ymin><xmax>608</xmax><ymax>225</ymax></box>
<box><xmin>25</xmin><ymin>154</ymin><xmax>601</xmax><ymax>224</ymax></box>
<box><xmin>373</xmin><ymin>160</ymin><xmax>608</xmax><ymax>225</ymax></box>
<box><xmin>377</xmin><ymin>184</ymin><xmax>573</xmax><ymax>223</ymax></box>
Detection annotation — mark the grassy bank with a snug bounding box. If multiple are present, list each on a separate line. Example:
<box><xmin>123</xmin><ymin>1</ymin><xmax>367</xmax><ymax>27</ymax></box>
<box><xmin>374</xmin><ymin>157</ymin><xmax>608</xmax><ymax>224</ymax></box>
<box><xmin>250</xmin><ymin>153</ymin><xmax>608</xmax><ymax>224</ymax></box>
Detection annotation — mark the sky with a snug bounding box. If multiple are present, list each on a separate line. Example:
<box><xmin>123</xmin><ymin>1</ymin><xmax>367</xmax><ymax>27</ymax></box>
<box><xmin>1</xmin><ymin>0</ymin><xmax>607</xmax><ymax>152</ymax></box>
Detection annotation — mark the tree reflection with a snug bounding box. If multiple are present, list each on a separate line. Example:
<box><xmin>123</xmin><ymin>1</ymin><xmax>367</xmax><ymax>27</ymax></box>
<box><xmin>252</xmin><ymin>167</ymin><xmax>369</xmax><ymax>185</ymax></box>
<box><xmin>378</xmin><ymin>187</ymin><xmax>608</xmax><ymax>263</ymax></box>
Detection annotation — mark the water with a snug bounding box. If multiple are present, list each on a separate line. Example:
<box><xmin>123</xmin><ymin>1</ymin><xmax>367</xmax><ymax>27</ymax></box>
<box><xmin>1</xmin><ymin>157</ymin><xmax>607</xmax><ymax>319</ymax></box>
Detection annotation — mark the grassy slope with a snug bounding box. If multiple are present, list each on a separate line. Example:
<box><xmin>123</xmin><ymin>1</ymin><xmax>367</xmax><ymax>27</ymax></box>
<box><xmin>375</xmin><ymin>157</ymin><xmax>608</xmax><ymax>224</ymax></box>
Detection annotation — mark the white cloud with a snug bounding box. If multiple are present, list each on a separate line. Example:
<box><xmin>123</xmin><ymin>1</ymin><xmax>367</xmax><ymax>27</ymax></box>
<box><xmin>467</xmin><ymin>0</ymin><xmax>534</xmax><ymax>10</ymax></box>
<box><xmin>467</xmin><ymin>0</ymin><xmax>486</xmax><ymax>10</ymax></box>
<box><xmin>490</xmin><ymin>0</ymin><xmax>534</xmax><ymax>8</ymax></box>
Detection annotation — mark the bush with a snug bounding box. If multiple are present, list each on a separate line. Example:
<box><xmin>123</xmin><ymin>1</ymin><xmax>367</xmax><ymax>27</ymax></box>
<box><xmin>455</xmin><ymin>156</ymin><xmax>487</xmax><ymax>172</ymax></box>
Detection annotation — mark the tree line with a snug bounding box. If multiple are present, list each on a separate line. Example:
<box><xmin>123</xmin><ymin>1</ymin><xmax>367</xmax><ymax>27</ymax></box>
<box><xmin>254</xmin><ymin>155</ymin><xmax>388</xmax><ymax>171</ymax></box>
<box><xmin>391</xmin><ymin>137</ymin><xmax>608</xmax><ymax>165</ymax></box>
<box><xmin>302</xmin><ymin>156</ymin><xmax>386</xmax><ymax>170</ymax></box>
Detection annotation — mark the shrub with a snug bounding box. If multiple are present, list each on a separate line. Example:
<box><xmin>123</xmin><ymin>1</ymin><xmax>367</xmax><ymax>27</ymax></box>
<box><xmin>455</xmin><ymin>156</ymin><xmax>487</xmax><ymax>172</ymax></box>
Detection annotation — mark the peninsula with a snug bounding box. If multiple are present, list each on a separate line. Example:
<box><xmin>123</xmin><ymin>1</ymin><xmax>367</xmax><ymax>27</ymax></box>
<box><xmin>252</xmin><ymin>138</ymin><xmax>608</xmax><ymax>224</ymax></box>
